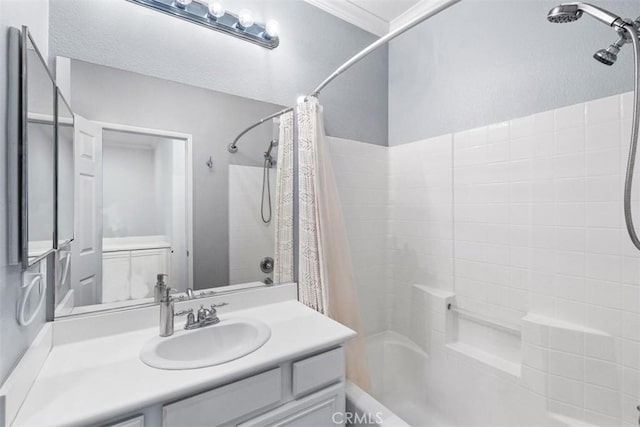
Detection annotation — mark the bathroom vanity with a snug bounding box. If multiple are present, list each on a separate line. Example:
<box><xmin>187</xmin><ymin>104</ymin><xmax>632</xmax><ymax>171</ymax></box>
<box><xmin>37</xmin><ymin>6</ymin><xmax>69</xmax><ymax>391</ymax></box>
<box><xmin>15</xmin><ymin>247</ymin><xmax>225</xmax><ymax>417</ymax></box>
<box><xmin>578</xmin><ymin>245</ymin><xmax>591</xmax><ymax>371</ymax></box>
<box><xmin>5</xmin><ymin>286</ymin><xmax>355</xmax><ymax>427</ymax></box>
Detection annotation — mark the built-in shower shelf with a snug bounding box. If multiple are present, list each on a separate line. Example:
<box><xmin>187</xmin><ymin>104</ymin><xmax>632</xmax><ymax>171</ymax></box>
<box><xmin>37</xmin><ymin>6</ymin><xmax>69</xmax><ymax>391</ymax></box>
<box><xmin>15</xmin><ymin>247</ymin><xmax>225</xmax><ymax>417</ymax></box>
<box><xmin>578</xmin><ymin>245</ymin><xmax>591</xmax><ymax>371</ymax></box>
<box><xmin>445</xmin><ymin>342</ymin><xmax>521</xmax><ymax>378</ymax></box>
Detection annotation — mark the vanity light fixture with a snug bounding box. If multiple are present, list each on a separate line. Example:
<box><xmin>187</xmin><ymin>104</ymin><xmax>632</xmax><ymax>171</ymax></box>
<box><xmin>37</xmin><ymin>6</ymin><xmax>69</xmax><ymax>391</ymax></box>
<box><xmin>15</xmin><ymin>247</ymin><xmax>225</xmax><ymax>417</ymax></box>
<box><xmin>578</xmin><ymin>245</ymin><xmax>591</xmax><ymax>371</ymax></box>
<box><xmin>127</xmin><ymin>0</ymin><xmax>280</xmax><ymax>49</ymax></box>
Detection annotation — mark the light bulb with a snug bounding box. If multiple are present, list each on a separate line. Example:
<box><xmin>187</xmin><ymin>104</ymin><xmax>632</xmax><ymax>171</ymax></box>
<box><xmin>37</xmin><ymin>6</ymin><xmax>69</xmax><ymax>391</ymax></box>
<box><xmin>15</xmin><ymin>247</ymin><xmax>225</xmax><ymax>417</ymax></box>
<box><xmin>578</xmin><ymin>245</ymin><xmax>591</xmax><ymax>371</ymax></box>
<box><xmin>175</xmin><ymin>0</ymin><xmax>192</xmax><ymax>9</ymax></box>
<box><xmin>208</xmin><ymin>1</ymin><xmax>225</xmax><ymax>19</ymax></box>
<box><xmin>237</xmin><ymin>9</ymin><xmax>254</xmax><ymax>30</ymax></box>
<box><xmin>265</xmin><ymin>19</ymin><xmax>279</xmax><ymax>39</ymax></box>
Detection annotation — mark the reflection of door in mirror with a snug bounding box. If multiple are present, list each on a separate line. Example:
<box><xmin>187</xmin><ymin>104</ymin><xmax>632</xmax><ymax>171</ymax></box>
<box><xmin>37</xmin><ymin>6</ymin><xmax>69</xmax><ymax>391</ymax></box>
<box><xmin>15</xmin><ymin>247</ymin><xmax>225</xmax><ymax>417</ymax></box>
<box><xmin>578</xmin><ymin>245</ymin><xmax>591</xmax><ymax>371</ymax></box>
<box><xmin>70</xmin><ymin>116</ymin><xmax>102</xmax><ymax>307</ymax></box>
<box><xmin>69</xmin><ymin>123</ymin><xmax>191</xmax><ymax>310</ymax></box>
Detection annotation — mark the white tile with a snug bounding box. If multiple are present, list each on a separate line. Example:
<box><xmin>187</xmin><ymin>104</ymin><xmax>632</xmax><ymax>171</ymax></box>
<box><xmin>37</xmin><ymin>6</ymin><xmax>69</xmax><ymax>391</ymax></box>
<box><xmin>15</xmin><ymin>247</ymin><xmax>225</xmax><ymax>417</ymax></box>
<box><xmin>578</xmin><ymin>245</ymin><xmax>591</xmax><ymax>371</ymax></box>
<box><xmin>586</xmin><ymin>148</ymin><xmax>621</xmax><ymax>176</ymax></box>
<box><xmin>586</xmin><ymin>122</ymin><xmax>621</xmax><ymax>151</ymax></box>
<box><xmin>510</xmin><ymin>115</ymin><xmax>535</xmax><ymax>139</ymax></box>
<box><xmin>549</xmin><ymin>374</ymin><xmax>584</xmax><ymax>407</ymax></box>
<box><xmin>555</xmin><ymin>127</ymin><xmax>585</xmax><ymax>154</ymax></box>
<box><xmin>585</xmin><ymin>357</ymin><xmax>620</xmax><ymax>390</ymax></box>
<box><xmin>549</xmin><ymin>350</ymin><xmax>584</xmax><ymax>380</ymax></box>
<box><xmin>586</xmin><ymin>95</ymin><xmax>621</xmax><ymax>126</ymax></box>
<box><xmin>555</xmin><ymin>104</ymin><xmax>585</xmax><ymax>130</ymax></box>
<box><xmin>521</xmin><ymin>365</ymin><xmax>547</xmax><ymax>395</ymax></box>
<box><xmin>587</xmin><ymin>175</ymin><xmax>622</xmax><ymax>202</ymax></box>
<box><xmin>533</xmin><ymin>110</ymin><xmax>555</xmax><ymax>134</ymax></box>
<box><xmin>622</xmin><ymin>367</ymin><xmax>640</xmax><ymax>398</ymax></box>
<box><xmin>549</xmin><ymin>327</ymin><xmax>584</xmax><ymax>354</ymax></box>
<box><xmin>585</xmin><ymin>334</ymin><xmax>617</xmax><ymax>362</ymax></box>
<box><xmin>522</xmin><ymin>343</ymin><xmax>547</xmax><ymax>371</ymax></box>
<box><xmin>487</xmin><ymin>121</ymin><xmax>509</xmax><ymax>142</ymax></box>
<box><xmin>584</xmin><ymin>384</ymin><xmax>621</xmax><ymax>417</ymax></box>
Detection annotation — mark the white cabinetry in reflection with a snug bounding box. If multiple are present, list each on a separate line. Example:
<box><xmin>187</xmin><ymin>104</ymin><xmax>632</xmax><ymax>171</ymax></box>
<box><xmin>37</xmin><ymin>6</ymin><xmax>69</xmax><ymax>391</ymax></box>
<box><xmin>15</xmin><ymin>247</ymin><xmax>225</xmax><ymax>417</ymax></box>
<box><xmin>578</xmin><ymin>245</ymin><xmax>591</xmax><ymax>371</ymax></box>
<box><xmin>102</xmin><ymin>237</ymin><xmax>170</xmax><ymax>303</ymax></box>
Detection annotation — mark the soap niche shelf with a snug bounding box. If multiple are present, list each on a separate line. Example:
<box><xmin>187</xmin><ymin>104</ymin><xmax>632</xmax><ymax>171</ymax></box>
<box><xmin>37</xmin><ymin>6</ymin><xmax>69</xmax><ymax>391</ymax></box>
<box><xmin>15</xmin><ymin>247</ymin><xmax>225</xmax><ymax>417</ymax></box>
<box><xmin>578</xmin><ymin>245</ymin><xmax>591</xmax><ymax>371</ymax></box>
<box><xmin>445</xmin><ymin>303</ymin><xmax>522</xmax><ymax>378</ymax></box>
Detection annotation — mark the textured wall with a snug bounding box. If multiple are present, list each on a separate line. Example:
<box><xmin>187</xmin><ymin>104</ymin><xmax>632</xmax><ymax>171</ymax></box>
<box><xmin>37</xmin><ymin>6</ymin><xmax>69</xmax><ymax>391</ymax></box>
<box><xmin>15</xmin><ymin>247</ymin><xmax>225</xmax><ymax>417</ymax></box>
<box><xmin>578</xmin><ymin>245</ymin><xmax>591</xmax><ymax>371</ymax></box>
<box><xmin>49</xmin><ymin>0</ymin><xmax>388</xmax><ymax>146</ymax></box>
<box><xmin>389</xmin><ymin>0</ymin><xmax>640</xmax><ymax>145</ymax></box>
<box><xmin>0</xmin><ymin>0</ymin><xmax>50</xmax><ymax>385</ymax></box>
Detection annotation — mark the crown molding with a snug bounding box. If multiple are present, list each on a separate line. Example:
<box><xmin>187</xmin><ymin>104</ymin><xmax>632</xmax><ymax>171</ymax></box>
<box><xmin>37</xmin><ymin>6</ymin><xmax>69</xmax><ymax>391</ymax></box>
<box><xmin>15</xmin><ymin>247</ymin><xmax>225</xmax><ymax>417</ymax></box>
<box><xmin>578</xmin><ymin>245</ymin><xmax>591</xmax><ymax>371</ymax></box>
<box><xmin>390</xmin><ymin>0</ymin><xmax>453</xmax><ymax>32</ymax></box>
<box><xmin>303</xmin><ymin>0</ymin><xmax>389</xmax><ymax>36</ymax></box>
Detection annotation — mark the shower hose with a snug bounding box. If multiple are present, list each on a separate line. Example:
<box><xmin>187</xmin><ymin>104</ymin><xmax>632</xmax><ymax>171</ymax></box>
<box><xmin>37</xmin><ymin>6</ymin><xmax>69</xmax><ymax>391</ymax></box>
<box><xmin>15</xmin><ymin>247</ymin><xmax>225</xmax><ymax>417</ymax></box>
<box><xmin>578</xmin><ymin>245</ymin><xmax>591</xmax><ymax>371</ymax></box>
<box><xmin>624</xmin><ymin>24</ymin><xmax>640</xmax><ymax>251</ymax></box>
<box><xmin>261</xmin><ymin>156</ymin><xmax>272</xmax><ymax>224</ymax></box>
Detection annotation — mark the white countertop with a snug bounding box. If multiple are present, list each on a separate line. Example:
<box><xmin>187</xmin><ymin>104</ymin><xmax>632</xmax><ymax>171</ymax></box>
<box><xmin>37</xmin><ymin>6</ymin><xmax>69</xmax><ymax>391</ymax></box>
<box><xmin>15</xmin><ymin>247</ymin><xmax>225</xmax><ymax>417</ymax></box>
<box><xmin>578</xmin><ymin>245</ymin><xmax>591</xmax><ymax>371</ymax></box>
<box><xmin>13</xmin><ymin>301</ymin><xmax>355</xmax><ymax>427</ymax></box>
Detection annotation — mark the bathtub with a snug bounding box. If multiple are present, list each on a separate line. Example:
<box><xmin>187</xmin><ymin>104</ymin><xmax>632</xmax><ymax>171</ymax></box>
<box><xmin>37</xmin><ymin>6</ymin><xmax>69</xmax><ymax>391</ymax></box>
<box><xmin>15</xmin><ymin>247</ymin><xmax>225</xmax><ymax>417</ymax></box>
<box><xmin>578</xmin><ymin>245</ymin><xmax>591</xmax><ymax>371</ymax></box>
<box><xmin>345</xmin><ymin>331</ymin><xmax>452</xmax><ymax>427</ymax></box>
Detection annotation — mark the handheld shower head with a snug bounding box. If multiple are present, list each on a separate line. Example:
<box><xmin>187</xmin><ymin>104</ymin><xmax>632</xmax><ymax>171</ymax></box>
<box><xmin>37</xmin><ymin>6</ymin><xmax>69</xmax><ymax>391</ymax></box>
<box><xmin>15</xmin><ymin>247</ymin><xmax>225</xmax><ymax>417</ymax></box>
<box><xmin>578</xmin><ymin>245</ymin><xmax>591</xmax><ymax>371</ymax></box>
<box><xmin>547</xmin><ymin>4</ymin><xmax>582</xmax><ymax>23</ymax></box>
<box><xmin>547</xmin><ymin>2</ymin><xmax>624</xmax><ymax>28</ymax></box>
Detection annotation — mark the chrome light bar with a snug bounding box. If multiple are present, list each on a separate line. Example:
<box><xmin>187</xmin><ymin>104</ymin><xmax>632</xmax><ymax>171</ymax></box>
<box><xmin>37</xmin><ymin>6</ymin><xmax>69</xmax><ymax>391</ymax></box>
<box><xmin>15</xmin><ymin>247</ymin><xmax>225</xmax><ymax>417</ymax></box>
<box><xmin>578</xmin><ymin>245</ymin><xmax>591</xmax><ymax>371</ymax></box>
<box><xmin>127</xmin><ymin>0</ymin><xmax>280</xmax><ymax>49</ymax></box>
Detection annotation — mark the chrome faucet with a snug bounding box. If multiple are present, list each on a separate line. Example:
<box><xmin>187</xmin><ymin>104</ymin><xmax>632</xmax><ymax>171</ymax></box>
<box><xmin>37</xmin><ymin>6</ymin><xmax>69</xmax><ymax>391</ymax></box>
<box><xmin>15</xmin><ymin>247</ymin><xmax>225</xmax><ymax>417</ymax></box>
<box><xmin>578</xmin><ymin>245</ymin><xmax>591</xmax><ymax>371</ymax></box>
<box><xmin>187</xmin><ymin>303</ymin><xmax>228</xmax><ymax>329</ymax></box>
<box><xmin>159</xmin><ymin>290</ymin><xmax>229</xmax><ymax>337</ymax></box>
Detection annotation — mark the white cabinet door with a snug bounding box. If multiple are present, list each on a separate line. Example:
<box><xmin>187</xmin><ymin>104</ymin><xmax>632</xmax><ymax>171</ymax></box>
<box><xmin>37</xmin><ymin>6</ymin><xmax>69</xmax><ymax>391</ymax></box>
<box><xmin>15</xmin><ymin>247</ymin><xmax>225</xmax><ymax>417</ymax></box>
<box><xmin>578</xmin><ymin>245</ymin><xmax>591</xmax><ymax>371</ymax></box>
<box><xmin>130</xmin><ymin>249</ymin><xmax>169</xmax><ymax>299</ymax></box>
<box><xmin>102</xmin><ymin>251</ymin><xmax>131</xmax><ymax>303</ymax></box>
<box><xmin>163</xmin><ymin>369</ymin><xmax>282</xmax><ymax>427</ymax></box>
<box><xmin>239</xmin><ymin>383</ymin><xmax>345</xmax><ymax>427</ymax></box>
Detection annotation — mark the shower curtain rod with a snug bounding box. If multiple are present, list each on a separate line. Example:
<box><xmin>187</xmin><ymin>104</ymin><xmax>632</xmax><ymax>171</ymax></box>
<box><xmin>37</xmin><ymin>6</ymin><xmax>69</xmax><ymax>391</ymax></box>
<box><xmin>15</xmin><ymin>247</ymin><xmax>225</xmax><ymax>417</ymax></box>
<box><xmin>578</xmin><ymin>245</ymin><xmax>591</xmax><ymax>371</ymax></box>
<box><xmin>228</xmin><ymin>0</ymin><xmax>462</xmax><ymax>153</ymax></box>
<box><xmin>228</xmin><ymin>107</ymin><xmax>294</xmax><ymax>153</ymax></box>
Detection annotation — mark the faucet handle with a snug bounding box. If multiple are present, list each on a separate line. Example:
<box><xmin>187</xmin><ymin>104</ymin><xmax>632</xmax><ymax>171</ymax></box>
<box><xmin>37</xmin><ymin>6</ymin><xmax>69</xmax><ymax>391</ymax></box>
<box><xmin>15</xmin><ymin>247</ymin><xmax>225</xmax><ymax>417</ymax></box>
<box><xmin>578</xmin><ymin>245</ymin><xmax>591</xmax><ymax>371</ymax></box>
<box><xmin>197</xmin><ymin>305</ymin><xmax>212</xmax><ymax>322</ymax></box>
<box><xmin>175</xmin><ymin>308</ymin><xmax>193</xmax><ymax>317</ymax></box>
<box><xmin>211</xmin><ymin>302</ymin><xmax>228</xmax><ymax>309</ymax></box>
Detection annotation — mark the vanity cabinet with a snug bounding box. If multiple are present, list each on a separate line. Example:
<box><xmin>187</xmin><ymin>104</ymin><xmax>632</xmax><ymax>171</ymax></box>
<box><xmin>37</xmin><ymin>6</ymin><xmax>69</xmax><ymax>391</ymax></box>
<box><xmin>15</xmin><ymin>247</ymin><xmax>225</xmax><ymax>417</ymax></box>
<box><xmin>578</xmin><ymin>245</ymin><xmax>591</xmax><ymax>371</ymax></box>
<box><xmin>160</xmin><ymin>347</ymin><xmax>345</xmax><ymax>427</ymax></box>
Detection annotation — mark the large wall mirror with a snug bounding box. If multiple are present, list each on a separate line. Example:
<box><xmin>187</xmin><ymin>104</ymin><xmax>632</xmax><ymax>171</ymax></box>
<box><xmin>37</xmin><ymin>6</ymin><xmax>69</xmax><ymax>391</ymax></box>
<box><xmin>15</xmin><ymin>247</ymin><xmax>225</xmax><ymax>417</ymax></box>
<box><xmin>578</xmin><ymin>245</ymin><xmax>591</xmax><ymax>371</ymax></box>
<box><xmin>54</xmin><ymin>57</ymin><xmax>294</xmax><ymax>317</ymax></box>
<box><xmin>22</xmin><ymin>28</ymin><xmax>56</xmax><ymax>267</ymax></box>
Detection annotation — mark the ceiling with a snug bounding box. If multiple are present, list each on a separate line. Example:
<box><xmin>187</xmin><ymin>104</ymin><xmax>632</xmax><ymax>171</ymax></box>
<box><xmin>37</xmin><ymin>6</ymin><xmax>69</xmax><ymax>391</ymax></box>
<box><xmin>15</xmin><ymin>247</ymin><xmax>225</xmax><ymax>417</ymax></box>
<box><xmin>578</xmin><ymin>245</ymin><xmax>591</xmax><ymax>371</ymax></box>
<box><xmin>348</xmin><ymin>0</ymin><xmax>420</xmax><ymax>23</ymax></box>
<box><xmin>304</xmin><ymin>0</ymin><xmax>425</xmax><ymax>36</ymax></box>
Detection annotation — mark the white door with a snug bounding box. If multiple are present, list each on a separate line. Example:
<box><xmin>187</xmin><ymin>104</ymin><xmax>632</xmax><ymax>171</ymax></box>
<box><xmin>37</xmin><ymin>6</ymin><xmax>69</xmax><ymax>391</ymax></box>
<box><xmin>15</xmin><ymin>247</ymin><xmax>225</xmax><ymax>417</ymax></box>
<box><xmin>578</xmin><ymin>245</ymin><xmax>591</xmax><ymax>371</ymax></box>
<box><xmin>71</xmin><ymin>115</ymin><xmax>103</xmax><ymax>306</ymax></box>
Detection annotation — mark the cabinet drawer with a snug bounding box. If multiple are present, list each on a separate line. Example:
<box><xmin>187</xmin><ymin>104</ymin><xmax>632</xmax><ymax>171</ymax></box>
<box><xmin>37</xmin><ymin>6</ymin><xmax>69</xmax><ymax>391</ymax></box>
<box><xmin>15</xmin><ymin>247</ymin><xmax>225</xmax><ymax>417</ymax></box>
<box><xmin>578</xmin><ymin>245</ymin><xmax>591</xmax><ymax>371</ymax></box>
<box><xmin>292</xmin><ymin>348</ymin><xmax>344</xmax><ymax>397</ymax></box>
<box><xmin>104</xmin><ymin>415</ymin><xmax>144</xmax><ymax>427</ymax></box>
<box><xmin>239</xmin><ymin>383</ymin><xmax>345</xmax><ymax>427</ymax></box>
<box><xmin>163</xmin><ymin>368</ymin><xmax>282</xmax><ymax>427</ymax></box>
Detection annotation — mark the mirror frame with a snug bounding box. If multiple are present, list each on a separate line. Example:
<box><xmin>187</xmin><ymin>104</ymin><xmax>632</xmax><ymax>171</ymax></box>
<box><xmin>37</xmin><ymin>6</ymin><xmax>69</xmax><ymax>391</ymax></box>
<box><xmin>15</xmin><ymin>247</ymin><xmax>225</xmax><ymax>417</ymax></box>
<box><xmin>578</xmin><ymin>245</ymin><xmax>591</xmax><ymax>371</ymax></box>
<box><xmin>20</xmin><ymin>26</ymin><xmax>58</xmax><ymax>269</ymax></box>
<box><xmin>56</xmin><ymin>89</ymin><xmax>75</xmax><ymax>249</ymax></box>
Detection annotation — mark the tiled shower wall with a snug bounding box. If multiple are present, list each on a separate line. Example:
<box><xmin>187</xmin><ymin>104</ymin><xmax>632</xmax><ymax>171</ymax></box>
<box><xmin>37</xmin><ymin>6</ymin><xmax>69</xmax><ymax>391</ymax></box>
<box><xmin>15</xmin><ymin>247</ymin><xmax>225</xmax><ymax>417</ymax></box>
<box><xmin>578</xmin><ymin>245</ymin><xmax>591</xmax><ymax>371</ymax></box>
<box><xmin>328</xmin><ymin>138</ymin><xmax>389</xmax><ymax>336</ymax></box>
<box><xmin>329</xmin><ymin>91</ymin><xmax>640</xmax><ymax>425</ymax></box>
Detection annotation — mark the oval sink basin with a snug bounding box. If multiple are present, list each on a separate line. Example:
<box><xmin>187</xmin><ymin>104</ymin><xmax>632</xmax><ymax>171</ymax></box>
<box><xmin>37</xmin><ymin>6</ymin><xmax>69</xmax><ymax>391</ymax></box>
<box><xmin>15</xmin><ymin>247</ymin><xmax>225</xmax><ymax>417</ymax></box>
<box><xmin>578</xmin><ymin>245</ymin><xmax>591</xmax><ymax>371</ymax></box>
<box><xmin>140</xmin><ymin>318</ymin><xmax>271</xmax><ymax>370</ymax></box>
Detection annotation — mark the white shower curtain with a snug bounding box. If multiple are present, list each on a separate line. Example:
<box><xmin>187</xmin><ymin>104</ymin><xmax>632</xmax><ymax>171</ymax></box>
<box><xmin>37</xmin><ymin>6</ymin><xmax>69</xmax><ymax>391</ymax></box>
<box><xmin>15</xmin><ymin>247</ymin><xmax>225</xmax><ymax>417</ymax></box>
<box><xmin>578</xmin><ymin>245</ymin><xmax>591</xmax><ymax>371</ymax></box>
<box><xmin>273</xmin><ymin>111</ymin><xmax>294</xmax><ymax>283</ymax></box>
<box><xmin>297</xmin><ymin>97</ymin><xmax>371</xmax><ymax>391</ymax></box>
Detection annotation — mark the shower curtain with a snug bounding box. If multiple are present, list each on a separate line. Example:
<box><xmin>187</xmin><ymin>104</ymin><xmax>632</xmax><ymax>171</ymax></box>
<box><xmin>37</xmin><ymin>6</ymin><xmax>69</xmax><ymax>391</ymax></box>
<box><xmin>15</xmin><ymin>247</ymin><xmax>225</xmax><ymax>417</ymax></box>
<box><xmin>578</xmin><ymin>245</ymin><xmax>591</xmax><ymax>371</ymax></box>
<box><xmin>297</xmin><ymin>97</ymin><xmax>371</xmax><ymax>391</ymax></box>
<box><xmin>273</xmin><ymin>111</ymin><xmax>294</xmax><ymax>283</ymax></box>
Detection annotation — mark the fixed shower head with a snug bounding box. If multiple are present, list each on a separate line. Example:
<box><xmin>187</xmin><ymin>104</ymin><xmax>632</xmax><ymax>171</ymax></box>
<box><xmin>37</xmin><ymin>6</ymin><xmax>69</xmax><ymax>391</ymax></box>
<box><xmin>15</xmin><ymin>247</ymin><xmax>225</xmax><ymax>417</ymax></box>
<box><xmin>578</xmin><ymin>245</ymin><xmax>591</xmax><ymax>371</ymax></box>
<box><xmin>547</xmin><ymin>2</ymin><xmax>624</xmax><ymax>28</ymax></box>
<box><xmin>594</xmin><ymin>47</ymin><xmax>617</xmax><ymax>65</ymax></box>
<box><xmin>594</xmin><ymin>38</ymin><xmax>624</xmax><ymax>65</ymax></box>
<box><xmin>547</xmin><ymin>4</ymin><xmax>582</xmax><ymax>23</ymax></box>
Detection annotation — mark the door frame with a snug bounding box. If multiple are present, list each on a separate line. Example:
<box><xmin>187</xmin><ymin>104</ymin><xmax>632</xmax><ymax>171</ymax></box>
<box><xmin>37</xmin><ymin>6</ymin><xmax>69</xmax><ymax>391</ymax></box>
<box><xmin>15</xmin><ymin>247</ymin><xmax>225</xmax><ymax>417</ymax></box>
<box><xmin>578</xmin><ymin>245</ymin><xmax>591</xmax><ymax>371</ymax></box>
<box><xmin>94</xmin><ymin>121</ymin><xmax>194</xmax><ymax>291</ymax></box>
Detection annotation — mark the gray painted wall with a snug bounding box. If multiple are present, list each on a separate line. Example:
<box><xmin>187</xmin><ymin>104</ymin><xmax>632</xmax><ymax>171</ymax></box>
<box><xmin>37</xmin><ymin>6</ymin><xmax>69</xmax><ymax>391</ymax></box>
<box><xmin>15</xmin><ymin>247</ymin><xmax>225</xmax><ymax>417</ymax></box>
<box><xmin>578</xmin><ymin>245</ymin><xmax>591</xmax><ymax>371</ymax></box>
<box><xmin>49</xmin><ymin>0</ymin><xmax>388</xmax><ymax>146</ymax></box>
<box><xmin>69</xmin><ymin>59</ymin><xmax>286</xmax><ymax>288</ymax></box>
<box><xmin>389</xmin><ymin>0</ymin><xmax>640</xmax><ymax>145</ymax></box>
<box><xmin>0</xmin><ymin>0</ymin><xmax>50</xmax><ymax>384</ymax></box>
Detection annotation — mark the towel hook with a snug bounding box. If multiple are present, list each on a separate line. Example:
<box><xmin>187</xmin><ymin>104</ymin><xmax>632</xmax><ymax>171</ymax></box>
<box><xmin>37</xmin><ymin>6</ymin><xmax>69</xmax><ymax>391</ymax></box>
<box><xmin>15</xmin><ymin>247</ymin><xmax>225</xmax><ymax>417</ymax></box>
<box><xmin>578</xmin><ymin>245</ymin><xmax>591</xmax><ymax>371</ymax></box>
<box><xmin>206</xmin><ymin>156</ymin><xmax>213</xmax><ymax>169</ymax></box>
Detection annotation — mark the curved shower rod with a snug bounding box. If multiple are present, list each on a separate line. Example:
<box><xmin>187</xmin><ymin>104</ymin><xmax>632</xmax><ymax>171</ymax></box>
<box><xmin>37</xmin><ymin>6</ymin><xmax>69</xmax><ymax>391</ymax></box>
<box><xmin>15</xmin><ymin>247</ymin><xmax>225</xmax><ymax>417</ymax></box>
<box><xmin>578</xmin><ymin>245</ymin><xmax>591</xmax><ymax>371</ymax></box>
<box><xmin>228</xmin><ymin>0</ymin><xmax>462</xmax><ymax>153</ymax></box>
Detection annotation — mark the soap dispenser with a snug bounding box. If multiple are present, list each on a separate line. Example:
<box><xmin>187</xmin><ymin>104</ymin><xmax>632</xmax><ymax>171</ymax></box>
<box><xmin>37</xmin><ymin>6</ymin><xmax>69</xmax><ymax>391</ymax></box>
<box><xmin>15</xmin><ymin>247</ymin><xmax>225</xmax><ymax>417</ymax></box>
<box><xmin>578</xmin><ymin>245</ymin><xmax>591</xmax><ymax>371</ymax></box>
<box><xmin>159</xmin><ymin>287</ymin><xmax>174</xmax><ymax>337</ymax></box>
<box><xmin>154</xmin><ymin>274</ymin><xmax>168</xmax><ymax>303</ymax></box>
